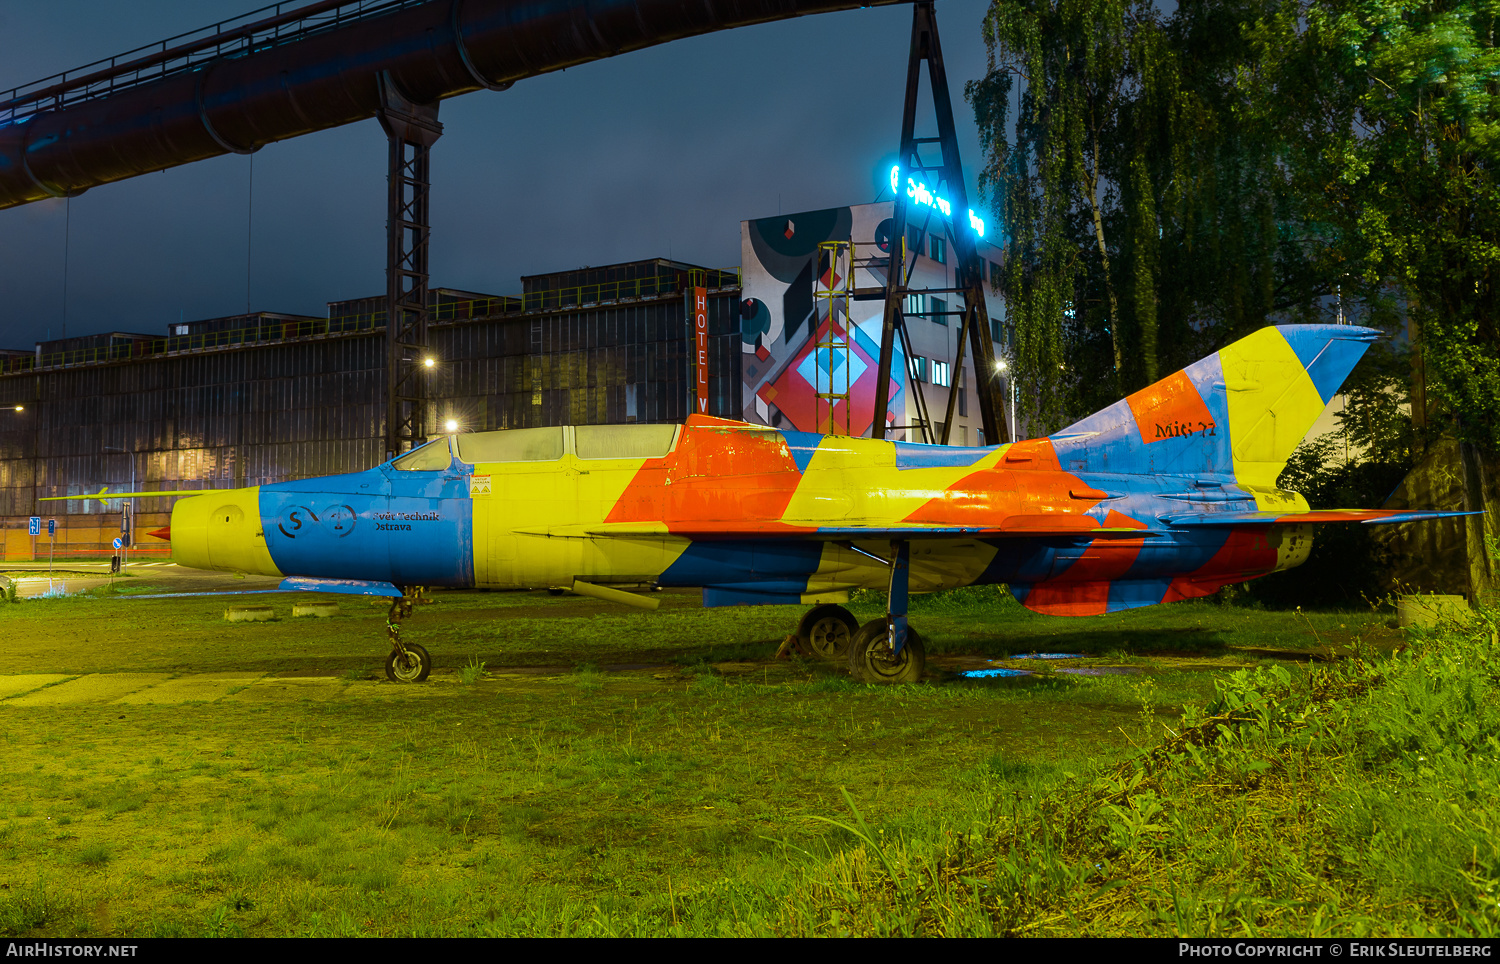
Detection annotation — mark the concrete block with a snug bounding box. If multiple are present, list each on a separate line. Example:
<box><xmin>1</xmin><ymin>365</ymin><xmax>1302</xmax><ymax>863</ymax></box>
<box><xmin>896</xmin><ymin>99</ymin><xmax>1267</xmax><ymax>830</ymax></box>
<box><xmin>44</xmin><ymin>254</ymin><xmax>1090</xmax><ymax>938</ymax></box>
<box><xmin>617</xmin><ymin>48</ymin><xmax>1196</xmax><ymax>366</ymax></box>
<box><xmin>293</xmin><ymin>601</ymin><xmax>339</xmax><ymax>618</ymax></box>
<box><xmin>1397</xmin><ymin>594</ymin><xmax>1471</xmax><ymax>629</ymax></box>
<box><xmin>225</xmin><ymin>606</ymin><xmax>275</xmax><ymax>622</ymax></box>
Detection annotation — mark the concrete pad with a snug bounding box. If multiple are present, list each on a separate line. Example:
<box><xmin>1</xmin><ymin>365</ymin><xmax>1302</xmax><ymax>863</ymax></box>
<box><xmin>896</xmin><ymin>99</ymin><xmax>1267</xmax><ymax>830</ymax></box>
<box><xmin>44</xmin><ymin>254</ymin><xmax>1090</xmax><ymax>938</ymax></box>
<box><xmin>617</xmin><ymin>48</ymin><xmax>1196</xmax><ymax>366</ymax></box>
<box><xmin>7</xmin><ymin>673</ymin><xmax>170</xmax><ymax>706</ymax></box>
<box><xmin>342</xmin><ymin>680</ymin><xmax>448</xmax><ymax>699</ymax></box>
<box><xmin>293</xmin><ymin>602</ymin><xmax>339</xmax><ymax>618</ymax></box>
<box><xmin>113</xmin><ymin>672</ymin><xmax>266</xmax><ymax>704</ymax></box>
<box><xmin>222</xmin><ymin>676</ymin><xmax>346</xmax><ymax>702</ymax></box>
<box><xmin>8</xmin><ymin>576</ymin><xmax>114</xmax><ymax>599</ymax></box>
<box><xmin>0</xmin><ymin>674</ymin><xmax>73</xmax><ymax>701</ymax></box>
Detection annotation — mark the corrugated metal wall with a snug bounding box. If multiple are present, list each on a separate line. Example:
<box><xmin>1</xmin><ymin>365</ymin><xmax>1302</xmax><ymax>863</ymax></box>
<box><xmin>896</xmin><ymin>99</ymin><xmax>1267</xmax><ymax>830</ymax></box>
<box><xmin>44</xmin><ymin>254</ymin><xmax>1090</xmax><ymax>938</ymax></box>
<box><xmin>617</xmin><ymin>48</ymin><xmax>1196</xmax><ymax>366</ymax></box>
<box><xmin>0</xmin><ymin>290</ymin><xmax>740</xmax><ymax>538</ymax></box>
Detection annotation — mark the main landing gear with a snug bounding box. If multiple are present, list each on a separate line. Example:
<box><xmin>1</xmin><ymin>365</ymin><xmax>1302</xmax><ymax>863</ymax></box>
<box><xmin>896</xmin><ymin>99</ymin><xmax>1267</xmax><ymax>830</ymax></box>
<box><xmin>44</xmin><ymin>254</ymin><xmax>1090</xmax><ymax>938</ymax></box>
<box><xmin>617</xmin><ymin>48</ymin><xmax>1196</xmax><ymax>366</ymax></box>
<box><xmin>385</xmin><ymin>586</ymin><xmax>433</xmax><ymax>683</ymax></box>
<box><xmin>788</xmin><ymin>541</ymin><xmax>927</xmax><ymax>685</ymax></box>
<box><xmin>796</xmin><ymin>604</ymin><xmax>859</xmax><ymax>660</ymax></box>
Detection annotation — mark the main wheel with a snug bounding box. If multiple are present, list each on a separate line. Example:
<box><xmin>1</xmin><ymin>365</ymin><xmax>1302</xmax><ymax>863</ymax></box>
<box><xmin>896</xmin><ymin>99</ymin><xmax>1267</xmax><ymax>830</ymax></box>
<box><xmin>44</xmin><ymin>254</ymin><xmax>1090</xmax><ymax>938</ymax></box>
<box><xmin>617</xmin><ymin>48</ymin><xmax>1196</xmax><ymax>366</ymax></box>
<box><xmin>797</xmin><ymin>604</ymin><xmax>859</xmax><ymax>661</ymax></box>
<box><xmin>848</xmin><ymin>618</ymin><xmax>926</xmax><ymax>684</ymax></box>
<box><xmin>385</xmin><ymin>642</ymin><xmax>432</xmax><ymax>683</ymax></box>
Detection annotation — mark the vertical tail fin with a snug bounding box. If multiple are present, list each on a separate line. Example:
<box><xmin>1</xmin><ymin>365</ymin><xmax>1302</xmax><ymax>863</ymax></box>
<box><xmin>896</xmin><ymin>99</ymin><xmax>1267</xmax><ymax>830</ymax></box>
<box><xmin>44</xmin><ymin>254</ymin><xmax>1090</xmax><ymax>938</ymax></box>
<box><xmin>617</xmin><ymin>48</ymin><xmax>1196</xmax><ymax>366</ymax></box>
<box><xmin>1046</xmin><ymin>325</ymin><xmax>1378</xmax><ymax>486</ymax></box>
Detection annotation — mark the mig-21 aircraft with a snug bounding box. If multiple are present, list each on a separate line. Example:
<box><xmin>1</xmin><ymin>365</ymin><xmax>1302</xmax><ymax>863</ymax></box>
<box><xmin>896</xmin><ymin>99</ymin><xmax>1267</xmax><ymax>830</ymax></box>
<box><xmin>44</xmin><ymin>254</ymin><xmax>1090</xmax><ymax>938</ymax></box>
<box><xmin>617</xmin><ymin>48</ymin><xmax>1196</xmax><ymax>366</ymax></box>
<box><xmin>52</xmin><ymin>324</ymin><xmax>1471</xmax><ymax>683</ymax></box>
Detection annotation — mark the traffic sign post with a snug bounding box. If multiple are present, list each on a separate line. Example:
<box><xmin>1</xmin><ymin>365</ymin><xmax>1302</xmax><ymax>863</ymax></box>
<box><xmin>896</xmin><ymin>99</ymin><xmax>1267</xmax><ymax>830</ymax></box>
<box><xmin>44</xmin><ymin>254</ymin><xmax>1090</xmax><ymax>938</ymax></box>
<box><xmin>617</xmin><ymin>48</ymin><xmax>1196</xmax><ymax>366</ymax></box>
<box><xmin>47</xmin><ymin>519</ymin><xmax>55</xmax><ymax>581</ymax></box>
<box><xmin>28</xmin><ymin>516</ymin><xmax>39</xmax><ymax>563</ymax></box>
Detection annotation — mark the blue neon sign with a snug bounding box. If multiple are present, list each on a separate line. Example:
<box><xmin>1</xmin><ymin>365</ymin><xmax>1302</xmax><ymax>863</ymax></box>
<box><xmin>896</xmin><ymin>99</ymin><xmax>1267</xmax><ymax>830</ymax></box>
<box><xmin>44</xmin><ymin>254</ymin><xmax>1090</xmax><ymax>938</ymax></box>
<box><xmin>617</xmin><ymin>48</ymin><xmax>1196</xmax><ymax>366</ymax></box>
<box><xmin>890</xmin><ymin>166</ymin><xmax>986</xmax><ymax>238</ymax></box>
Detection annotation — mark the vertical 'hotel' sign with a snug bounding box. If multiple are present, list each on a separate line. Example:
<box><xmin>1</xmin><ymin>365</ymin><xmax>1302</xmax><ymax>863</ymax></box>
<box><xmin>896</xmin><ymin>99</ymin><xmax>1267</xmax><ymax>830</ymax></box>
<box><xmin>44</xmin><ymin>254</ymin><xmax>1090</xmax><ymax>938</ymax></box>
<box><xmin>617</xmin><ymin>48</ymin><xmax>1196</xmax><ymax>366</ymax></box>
<box><xmin>692</xmin><ymin>287</ymin><xmax>708</xmax><ymax>413</ymax></box>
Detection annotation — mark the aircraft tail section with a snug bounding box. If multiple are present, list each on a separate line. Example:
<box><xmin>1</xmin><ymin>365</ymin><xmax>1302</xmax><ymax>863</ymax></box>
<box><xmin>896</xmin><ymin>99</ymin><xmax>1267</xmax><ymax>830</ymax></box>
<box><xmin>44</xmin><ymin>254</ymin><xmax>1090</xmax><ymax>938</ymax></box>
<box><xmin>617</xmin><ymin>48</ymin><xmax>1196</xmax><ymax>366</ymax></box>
<box><xmin>1046</xmin><ymin>325</ymin><xmax>1379</xmax><ymax>488</ymax></box>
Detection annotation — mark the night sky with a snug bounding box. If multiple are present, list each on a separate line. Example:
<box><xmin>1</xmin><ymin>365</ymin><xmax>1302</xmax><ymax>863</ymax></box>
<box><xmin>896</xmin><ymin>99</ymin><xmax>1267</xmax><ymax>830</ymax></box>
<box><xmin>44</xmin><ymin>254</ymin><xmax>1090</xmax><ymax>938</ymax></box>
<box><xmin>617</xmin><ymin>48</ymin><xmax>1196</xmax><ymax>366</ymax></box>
<box><xmin>0</xmin><ymin>0</ymin><xmax>999</xmax><ymax>350</ymax></box>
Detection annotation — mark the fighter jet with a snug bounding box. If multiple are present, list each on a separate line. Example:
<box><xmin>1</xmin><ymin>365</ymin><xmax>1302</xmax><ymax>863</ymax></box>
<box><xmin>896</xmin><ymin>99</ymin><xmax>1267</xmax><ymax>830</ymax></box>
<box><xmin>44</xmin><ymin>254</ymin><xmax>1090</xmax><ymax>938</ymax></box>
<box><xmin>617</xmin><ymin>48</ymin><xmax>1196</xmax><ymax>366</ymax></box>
<box><xmin>54</xmin><ymin>324</ymin><xmax>1470</xmax><ymax>683</ymax></box>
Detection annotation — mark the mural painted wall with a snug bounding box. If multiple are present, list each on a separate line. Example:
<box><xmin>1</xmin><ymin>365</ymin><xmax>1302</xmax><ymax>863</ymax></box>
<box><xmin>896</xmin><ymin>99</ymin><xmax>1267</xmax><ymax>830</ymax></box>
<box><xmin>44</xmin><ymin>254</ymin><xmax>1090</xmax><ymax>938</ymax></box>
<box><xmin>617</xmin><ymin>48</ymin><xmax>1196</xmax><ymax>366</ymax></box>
<box><xmin>739</xmin><ymin>201</ymin><xmax>1006</xmax><ymax>441</ymax></box>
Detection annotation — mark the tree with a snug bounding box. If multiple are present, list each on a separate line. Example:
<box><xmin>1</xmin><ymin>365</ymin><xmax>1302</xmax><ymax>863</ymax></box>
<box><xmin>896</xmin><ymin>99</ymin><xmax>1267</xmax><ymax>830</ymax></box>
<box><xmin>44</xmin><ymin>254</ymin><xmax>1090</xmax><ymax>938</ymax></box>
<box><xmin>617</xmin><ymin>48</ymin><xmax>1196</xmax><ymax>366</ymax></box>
<box><xmin>967</xmin><ymin>0</ymin><xmax>1155</xmax><ymax>430</ymax></box>
<box><xmin>967</xmin><ymin>0</ymin><xmax>1353</xmax><ymax>432</ymax></box>
<box><xmin>1245</xmin><ymin>0</ymin><xmax>1499</xmax><ymax>599</ymax></box>
<box><xmin>1246</xmin><ymin>0</ymin><xmax>1498</xmax><ymax>448</ymax></box>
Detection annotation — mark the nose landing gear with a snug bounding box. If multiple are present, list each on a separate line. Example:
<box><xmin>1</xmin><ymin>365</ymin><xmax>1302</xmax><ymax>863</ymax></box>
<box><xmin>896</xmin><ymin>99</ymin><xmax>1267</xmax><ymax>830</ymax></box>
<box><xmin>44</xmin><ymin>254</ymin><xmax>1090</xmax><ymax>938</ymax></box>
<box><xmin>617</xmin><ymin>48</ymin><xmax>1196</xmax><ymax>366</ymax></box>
<box><xmin>385</xmin><ymin>587</ymin><xmax>433</xmax><ymax>683</ymax></box>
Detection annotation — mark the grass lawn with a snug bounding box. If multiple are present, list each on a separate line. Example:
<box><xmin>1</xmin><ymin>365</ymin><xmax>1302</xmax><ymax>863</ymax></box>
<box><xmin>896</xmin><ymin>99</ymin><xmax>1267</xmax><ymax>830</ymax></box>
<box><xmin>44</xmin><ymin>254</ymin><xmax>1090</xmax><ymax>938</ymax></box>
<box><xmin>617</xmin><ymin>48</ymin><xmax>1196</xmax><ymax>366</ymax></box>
<box><xmin>4</xmin><ymin>584</ymin><xmax>1478</xmax><ymax>937</ymax></box>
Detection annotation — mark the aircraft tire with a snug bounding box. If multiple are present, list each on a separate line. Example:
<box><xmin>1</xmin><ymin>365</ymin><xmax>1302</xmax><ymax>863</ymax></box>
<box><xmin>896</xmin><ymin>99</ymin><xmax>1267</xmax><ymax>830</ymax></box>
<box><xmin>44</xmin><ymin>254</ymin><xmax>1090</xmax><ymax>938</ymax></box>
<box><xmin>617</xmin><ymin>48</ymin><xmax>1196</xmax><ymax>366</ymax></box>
<box><xmin>848</xmin><ymin>619</ymin><xmax>925</xmax><ymax>685</ymax></box>
<box><xmin>798</xmin><ymin>604</ymin><xmax>859</xmax><ymax>661</ymax></box>
<box><xmin>385</xmin><ymin>642</ymin><xmax>432</xmax><ymax>683</ymax></box>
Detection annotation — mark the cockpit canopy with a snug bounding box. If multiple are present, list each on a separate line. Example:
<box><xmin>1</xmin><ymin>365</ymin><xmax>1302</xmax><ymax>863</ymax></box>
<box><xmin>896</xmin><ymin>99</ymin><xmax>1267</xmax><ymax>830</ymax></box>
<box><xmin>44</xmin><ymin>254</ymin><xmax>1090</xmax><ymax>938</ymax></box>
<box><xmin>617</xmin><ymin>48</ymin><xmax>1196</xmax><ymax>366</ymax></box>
<box><xmin>390</xmin><ymin>423</ymin><xmax>680</xmax><ymax>471</ymax></box>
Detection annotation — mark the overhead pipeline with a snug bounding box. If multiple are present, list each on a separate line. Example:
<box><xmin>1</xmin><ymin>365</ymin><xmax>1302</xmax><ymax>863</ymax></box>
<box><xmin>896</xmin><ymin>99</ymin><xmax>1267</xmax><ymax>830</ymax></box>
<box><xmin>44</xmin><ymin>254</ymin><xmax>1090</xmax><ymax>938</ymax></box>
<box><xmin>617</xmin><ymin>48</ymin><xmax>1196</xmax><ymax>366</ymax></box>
<box><xmin>0</xmin><ymin>0</ymin><xmax>904</xmax><ymax>210</ymax></box>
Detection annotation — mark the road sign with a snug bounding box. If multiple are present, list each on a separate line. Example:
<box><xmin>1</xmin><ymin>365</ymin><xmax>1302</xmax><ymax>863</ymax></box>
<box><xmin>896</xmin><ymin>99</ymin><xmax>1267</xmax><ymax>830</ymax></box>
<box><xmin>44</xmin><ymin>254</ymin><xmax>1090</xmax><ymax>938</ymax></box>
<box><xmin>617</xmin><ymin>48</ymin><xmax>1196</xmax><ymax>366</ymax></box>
<box><xmin>28</xmin><ymin>517</ymin><xmax>39</xmax><ymax>536</ymax></box>
<box><xmin>47</xmin><ymin>519</ymin><xmax>55</xmax><ymax>536</ymax></box>
<box><xmin>112</xmin><ymin>537</ymin><xmax>123</xmax><ymax>550</ymax></box>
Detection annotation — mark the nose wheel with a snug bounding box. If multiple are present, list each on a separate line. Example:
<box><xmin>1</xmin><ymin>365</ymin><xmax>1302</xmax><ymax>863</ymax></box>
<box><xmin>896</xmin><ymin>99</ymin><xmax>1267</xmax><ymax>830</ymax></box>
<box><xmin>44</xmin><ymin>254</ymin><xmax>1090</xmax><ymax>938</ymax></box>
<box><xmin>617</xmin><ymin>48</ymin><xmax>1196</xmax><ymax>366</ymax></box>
<box><xmin>384</xmin><ymin>588</ymin><xmax>433</xmax><ymax>683</ymax></box>
<box><xmin>385</xmin><ymin>642</ymin><xmax>431</xmax><ymax>683</ymax></box>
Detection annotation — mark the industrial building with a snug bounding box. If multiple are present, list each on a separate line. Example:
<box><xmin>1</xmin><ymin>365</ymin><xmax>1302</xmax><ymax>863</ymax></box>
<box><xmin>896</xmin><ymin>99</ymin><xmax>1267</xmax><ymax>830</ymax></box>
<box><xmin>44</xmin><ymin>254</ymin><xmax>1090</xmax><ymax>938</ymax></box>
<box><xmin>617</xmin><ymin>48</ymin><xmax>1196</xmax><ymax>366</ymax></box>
<box><xmin>0</xmin><ymin>259</ymin><xmax>742</xmax><ymax>559</ymax></box>
<box><xmin>0</xmin><ymin>190</ymin><xmax>1007</xmax><ymax>562</ymax></box>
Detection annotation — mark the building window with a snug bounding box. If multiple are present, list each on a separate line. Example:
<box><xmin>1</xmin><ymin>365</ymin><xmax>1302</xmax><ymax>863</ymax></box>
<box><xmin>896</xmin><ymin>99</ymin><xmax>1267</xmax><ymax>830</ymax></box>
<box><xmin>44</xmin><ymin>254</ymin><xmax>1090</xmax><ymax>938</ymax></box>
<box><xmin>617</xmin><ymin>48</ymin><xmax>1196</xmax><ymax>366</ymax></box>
<box><xmin>909</xmin><ymin>355</ymin><xmax>928</xmax><ymax>382</ymax></box>
<box><xmin>930</xmin><ymin>296</ymin><xmax>947</xmax><ymax>326</ymax></box>
<box><xmin>906</xmin><ymin>227</ymin><xmax>923</xmax><ymax>259</ymax></box>
<box><xmin>958</xmin><ymin>368</ymin><xmax>968</xmax><ymax>417</ymax></box>
<box><xmin>931</xmin><ymin>360</ymin><xmax>951</xmax><ymax>387</ymax></box>
<box><xmin>929</xmin><ymin>236</ymin><xmax>946</xmax><ymax>264</ymax></box>
<box><xmin>903</xmin><ymin>292</ymin><xmax>926</xmax><ymax>317</ymax></box>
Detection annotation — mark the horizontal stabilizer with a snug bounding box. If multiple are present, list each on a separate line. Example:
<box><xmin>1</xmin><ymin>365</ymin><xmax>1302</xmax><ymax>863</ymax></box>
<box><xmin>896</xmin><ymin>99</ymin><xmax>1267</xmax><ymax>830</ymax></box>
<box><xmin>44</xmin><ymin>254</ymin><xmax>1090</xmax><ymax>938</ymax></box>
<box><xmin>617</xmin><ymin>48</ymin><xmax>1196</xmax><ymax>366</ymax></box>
<box><xmin>1160</xmin><ymin>508</ymin><xmax>1480</xmax><ymax>527</ymax></box>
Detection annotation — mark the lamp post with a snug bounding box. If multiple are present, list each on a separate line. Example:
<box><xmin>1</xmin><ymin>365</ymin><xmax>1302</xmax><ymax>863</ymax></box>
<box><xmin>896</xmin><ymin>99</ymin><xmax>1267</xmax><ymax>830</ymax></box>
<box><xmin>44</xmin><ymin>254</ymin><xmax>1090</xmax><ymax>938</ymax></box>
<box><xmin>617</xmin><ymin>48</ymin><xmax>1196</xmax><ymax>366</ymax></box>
<box><xmin>103</xmin><ymin>445</ymin><xmax>134</xmax><ymax>575</ymax></box>
<box><xmin>995</xmin><ymin>358</ymin><xmax>1017</xmax><ymax>444</ymax></box>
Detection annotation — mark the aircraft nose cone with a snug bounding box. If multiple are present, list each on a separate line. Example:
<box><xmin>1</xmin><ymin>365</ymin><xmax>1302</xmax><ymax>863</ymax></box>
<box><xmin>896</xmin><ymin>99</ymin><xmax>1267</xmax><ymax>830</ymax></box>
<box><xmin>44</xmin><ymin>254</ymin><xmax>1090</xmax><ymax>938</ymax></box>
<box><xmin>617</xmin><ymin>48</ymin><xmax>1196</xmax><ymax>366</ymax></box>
<box><xmin>148</xmin><ymin>526</ymin><xmax>171</xmax><ymax>541</ymax></box>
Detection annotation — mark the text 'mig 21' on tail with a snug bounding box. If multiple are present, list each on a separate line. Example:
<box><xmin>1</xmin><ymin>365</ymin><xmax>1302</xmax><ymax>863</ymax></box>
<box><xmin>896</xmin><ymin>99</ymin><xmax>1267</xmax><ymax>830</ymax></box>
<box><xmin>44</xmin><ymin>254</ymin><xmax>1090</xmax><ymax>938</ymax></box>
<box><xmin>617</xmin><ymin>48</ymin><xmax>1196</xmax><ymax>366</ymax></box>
<box><xmin>1006</xmin><ymin>324</ymin><xmax>1473</xmax><ymax>616</ymax></box>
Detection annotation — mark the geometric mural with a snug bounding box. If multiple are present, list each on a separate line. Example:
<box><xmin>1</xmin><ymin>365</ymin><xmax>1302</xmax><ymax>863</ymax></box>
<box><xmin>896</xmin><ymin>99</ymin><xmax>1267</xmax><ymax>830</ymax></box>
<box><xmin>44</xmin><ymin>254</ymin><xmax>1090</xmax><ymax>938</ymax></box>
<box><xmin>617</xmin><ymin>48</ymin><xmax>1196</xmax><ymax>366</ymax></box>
<box><xmin>740</xmin><ymin>203</ymin><xmax>909</xmax><ymax>436</ymax></box>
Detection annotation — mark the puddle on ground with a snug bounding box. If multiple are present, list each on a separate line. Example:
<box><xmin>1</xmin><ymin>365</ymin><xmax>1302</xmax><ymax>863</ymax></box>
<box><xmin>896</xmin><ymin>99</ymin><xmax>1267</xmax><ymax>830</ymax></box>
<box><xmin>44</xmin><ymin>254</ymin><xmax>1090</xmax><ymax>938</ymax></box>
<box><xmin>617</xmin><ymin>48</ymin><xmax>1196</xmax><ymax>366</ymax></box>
<box><xmin>1011</xmin><ymin>653</ymin><xmax>1085</xmax><ymax>660</ymax></box>
<box><xmin>956</xmin><ymin>661</ymin><xmax>1145</xmax><ymax>680</ymax></box>
<box><xmin>959</xmin><ymin>667</ymin><xmax>1034</xmax><ymax>679</ymax></box>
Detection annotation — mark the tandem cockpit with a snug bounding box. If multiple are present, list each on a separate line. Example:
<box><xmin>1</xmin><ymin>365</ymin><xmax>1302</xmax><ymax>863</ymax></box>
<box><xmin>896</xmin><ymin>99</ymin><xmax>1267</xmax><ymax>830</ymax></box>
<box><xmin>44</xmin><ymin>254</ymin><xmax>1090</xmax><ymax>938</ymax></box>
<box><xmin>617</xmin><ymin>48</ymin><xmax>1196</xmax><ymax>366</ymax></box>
<box><xmin>388</xmin><ymin>422</ymin><xmax>682</xmax><ymax>474</ymax></box>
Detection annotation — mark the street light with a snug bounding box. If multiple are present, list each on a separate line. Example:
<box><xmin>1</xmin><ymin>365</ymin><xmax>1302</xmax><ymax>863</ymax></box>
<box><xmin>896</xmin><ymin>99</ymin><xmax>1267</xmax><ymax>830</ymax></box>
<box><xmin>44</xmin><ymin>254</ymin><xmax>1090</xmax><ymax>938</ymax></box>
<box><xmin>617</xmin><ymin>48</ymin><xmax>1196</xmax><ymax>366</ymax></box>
<box><xmin>444</xmin><ymin>419</ymin><xmax>459</xmax><ymax>433</ymax></box>
<box><xmin>103</xmin><ymin>445</ymin><xmax>135</xmax><ymax>576</ymax></box>
<box><xmin>994</xmin><ymin>359</ymin><xmax>1017</xmax><ymax>443</ymax></box>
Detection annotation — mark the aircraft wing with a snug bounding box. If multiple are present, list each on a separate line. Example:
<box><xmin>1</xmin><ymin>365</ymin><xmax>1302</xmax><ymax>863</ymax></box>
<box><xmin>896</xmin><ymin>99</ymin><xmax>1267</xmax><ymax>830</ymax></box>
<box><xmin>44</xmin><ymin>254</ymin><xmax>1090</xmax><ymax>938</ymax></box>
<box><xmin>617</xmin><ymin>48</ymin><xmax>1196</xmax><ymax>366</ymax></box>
<box><xmin>516</xmin><ymin>516</ymin><xmax>1152</xmax><ymax>540</ymax></box>
<box><xmin>39</xmin><ymin>489</ymin><xmax>225</xmax><ymax>501</ymax></box>
<box><xmin>1159</xmin><ymin>508</ymin><xmax>1480</xmax><ymax>527</ymax></box>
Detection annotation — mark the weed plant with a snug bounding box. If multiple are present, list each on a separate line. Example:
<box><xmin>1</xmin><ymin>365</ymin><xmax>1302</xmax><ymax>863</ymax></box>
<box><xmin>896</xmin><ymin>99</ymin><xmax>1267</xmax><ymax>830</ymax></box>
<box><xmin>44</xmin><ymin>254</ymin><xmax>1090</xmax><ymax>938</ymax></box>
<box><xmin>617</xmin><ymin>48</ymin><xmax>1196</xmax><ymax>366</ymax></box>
<box><xmin>750</xmin><ymin>616</ymin><xmax>1500</xmax><ymax>936</ymax></box>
